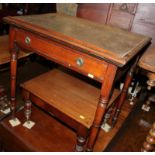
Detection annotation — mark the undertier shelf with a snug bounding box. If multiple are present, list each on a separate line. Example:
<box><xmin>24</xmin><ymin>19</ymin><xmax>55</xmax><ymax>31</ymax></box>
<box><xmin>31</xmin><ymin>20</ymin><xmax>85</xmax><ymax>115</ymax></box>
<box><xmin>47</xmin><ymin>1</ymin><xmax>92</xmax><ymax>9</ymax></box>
<box><xmin>21</xmin><ymin>69</ymin><xmax>120</xmax><ymax>129</ymax></box>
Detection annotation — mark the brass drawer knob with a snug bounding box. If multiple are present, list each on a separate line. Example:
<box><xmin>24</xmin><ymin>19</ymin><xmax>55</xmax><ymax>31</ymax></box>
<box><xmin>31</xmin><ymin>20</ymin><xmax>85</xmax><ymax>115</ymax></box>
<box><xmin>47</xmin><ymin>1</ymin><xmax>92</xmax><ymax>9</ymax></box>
<box><xmin>25</xmin><ymin>36</ymin><xmax>31</xmax><ymax>45</ymax></box>
<box><xmin>76</xmin><ymin>58</ymin><xmax>84</xmax><ymax>66</ymax></box>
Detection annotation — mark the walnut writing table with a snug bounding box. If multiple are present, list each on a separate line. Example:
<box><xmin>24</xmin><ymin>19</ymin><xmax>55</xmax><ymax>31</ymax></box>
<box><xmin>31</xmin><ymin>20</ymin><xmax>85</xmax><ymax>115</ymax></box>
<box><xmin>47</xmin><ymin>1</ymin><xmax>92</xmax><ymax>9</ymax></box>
<box><xmin>4</xmin><ymin>13</ymin><xmax>151</xmax><ymax>151</ymax></box>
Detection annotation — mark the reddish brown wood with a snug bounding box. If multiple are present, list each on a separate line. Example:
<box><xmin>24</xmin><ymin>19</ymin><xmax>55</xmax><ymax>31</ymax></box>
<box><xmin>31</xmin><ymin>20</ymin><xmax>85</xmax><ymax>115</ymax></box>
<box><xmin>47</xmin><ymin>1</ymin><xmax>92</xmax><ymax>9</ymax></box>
<box><xmin>22</xmin><ymin>89</ymin><xmax>82</xmax><ymax>131</ymax></box>
<box><xmin>5</xmin><ymin>13</ymin><xmax>150</xmax><ymax>151</ymax></box>
<box><xmin>107</xmin><ymin>3</ymin><xmax>138</xmax><ymax>30</ymax></box>
<box><xmin>0</xmin><ymin>34</ymin><xmax>32</xmax><ymax>116</ymax></box>
<box><xmin>75</xmin><ymin>126</ymin><xmax>88</xmax><ymax>152</ymax></box>
<box><xmin>0</xmin><ymin>105</ymin><xmax>76</xmax><ymax>152</ymax></box>
<box><xmin>0</xmin><ymin>97</ymin><xmax>134</xmax><ymax>151</ymax></box>
<box><xmin>94</xmin><ymin>99</ymin><xmax>134</xmax><ymax>151</ymax></box>
<box><xmin>4</xmin><ymin>14</ymin><xmax>150</xmax><ymax>67</ymax></box>
<box><xmin>86</xmin><ymin>64</ymin><xmax>117</xmax><ymax>151</ymax></box>
<box><xmin>21</xmin><ymin>69</ymin><xmax>101</xmax><ymax>129</ymax></box>
<box><xmin>131</xmin><ymin>4</ymin><xmax>155</xmax><ymax>47</ymax></box>
<box><xmin>77</xmin><ymin>4</ymin><xmax>111</xmax><ymax>24</ymax></box>
<box><xmin>24</xmin><ymin>99</ymin><xmax>32</xmax><ymax>123</ymax></box>
<box><xmin>9</xmin><ymin>27</ymin><xmax>19</xmax><ymax>118</ymax></box>
<box><xmin>111</xmin><ymin>57</ymin><xmax>139</xmax><ymax>127</ymax></box>
<box><xmin>0</xmin><ymin>35</ymin><xmax>32</xmax><ymax>65</ymax></box>
<box><xmin>15</xmin><ymin>28</ymin><xmax>108</xmax><ymax>82</ymax></box>
<box><xmin>21</xmin><ymin>69</ymin><xmax>121</xmax><ymax>151</ymax></box>
<box><xmin>141</xmin><ymin>122</ymin><xmax>155</xmax><ymax>152</ymax></box>
<box><xmin>77</xmin><ymin>3</ymin><xmax>138</xmax><ymax>31</ymax></box>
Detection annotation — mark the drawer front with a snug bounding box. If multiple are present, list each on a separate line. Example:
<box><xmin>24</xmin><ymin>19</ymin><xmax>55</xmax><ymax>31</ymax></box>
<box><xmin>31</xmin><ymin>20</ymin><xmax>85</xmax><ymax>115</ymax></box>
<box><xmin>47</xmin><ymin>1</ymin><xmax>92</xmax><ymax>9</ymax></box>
<box><xmin>15</xmin><ymin>29</ymin><xmax>108</xmax><ymax>81</ymax></box>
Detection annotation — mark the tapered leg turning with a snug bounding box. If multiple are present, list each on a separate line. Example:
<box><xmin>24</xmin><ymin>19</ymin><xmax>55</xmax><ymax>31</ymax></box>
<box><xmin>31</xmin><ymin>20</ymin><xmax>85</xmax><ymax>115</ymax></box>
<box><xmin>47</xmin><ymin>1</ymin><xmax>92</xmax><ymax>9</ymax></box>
<box><xmin>23</xmin><ymin>99</ymin><xmax>35</xmax><ymax>129</ymax></box>
<box><xmin>75</xmin><ymin>136</ymin><xmax>86</xmax><ymax>152</ymax></box>
<box><xmin>75</xmin><ymin>125</ymin><xmax>88</xmax><ymax>152</ymax></box>
<box><xmin>86</xmin><ymin>64</ymin><xmax>117</xmax><ymax>151</ymax></box>
<box><xmin>10</xmin><ymin>43</ymin><xmax>19</xmax><ymax>118</ymax></box>
<box><xmin>86</xmin><ymin>96</ymin><xmax>108</xmax><ymax>151</ymax></box>
<box><xmin>24</xmin><ymin>99</ymin><xmax>32</xmax><ymax>123</ymax></box>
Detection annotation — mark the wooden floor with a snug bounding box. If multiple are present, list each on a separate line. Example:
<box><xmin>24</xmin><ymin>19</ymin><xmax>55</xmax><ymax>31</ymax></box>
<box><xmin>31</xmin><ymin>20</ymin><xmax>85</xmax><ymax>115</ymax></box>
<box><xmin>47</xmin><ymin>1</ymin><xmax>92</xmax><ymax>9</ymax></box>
<box><xmin>94</xmin><ymin>99</ymin><xmax>134</xmax><ymax>151</ymax></box>
<box><xmin>106</xmin><ymin>97</ymin><xmax>155</xmax><ymax>152</ymax></box>
<box><xmin>0</xmin><ymin>59</ymin><xmax>154</xmax><ymax>152</ymax></box>
<box><xmin>0</xmin><ymin>105</ymin><xmax>76</xmax><ymax>152</ymax></box>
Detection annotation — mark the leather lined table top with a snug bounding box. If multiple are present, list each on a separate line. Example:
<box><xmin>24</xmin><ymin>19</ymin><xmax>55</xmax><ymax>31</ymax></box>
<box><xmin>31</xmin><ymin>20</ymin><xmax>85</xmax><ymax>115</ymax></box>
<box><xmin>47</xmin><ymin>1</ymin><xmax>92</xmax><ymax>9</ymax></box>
<box><xmin>4</xmin><ymin>13</ymin><xmax>151</xmax><ymax>67</ymax></box>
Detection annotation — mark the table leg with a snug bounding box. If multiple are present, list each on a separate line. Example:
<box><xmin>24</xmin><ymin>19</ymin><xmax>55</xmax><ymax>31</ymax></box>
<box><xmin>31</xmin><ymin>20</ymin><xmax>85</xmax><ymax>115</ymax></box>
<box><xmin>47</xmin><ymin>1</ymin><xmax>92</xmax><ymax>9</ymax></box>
<box><xmin>141</xmin><ymin>122</ymin><xmax>155</xmax><ymax>151</ymax></box>
<box><xmin>86</xmin><ymin>64</ymin><xmax>117</xmax><ymax>151</ymax></box>
<box><xmin>111</xmin><ymin>58</ymin><xmax>138</xmax><ymax>127</ymax></box>
<box><xmin>10</xmin><ymin>42</ymin><xmax>19</xmax><ymax>118</ymax></box>
<box><xmin>75</xmin><ymin>136</ymin><xmax>86</xmax><ymax>152</ymax></box>
<box><xmin>24</xmin><ymin>99</ymin><xmax>32</xmax><ymax>124</ymax></box>
<box><xmin>75</xmin><ymin>125</ymin><xmax>88</xmax><ymax>152</ymax></box>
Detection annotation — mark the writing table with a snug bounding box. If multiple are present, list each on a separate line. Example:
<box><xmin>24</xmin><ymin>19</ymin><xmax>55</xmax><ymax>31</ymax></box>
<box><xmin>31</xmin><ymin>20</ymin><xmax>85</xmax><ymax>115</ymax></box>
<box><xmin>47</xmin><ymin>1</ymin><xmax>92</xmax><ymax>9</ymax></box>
<box><xmin>4</xmin><ymin>13</ymin><xmax>151</xmax><ymax>151</ymax></box>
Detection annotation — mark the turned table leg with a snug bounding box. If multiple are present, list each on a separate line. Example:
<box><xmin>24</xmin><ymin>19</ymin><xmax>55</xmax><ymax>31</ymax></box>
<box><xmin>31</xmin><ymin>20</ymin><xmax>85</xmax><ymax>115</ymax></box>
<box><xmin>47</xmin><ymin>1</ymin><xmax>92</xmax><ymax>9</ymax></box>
<box><xmin>111</xmin><ymin>58</ymin><xmax>138</xmax><ymax>127</ymax></box>
<box><xmin>75</xmin><ymin>126</ymin><xmax>88</xmax><ymax>152</ymax></box>
<box><xmin>75</xmin><ymin>136</ymin><xmax>86</xmax><ymax>152</ymax></box>
<box><xmin>141</xmin><ymin>122</ymin><xmax>155</xmax><ymax>151</ymax></box>
<box><xmin>22</xmin><ymin>90</ymin><xmax>35</xmax><ymax>129</ymax></box>
<box><xmin>86</xmin><ymin>64</ymin><xmax>117</xmax><ymax>151</ymax></box>
<box><xmin>10</xmin><ymin>42</ymin><xmax>19</xmax><ymax>118</ymax></box>
<box><xmin>24</xmin><ymin>99</ymin><xmax>32</xmax><ymax>124</ymax></box>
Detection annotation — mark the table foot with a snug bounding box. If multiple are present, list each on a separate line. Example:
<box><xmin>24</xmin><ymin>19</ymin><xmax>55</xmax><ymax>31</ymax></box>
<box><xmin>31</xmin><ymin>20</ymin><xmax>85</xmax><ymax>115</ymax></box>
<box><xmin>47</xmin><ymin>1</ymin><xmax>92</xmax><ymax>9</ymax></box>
<box><xmin>23</xmin><ymin>120</ymin><xmax>35</xmax><ymax>129</ymax></box>
<box><xmin>75</xmin><ymin>136</ymin><xmax>86</xmax><ymax>152</ymax></box>
<box><xmin>9</xmin><ymin>117</ymin><xmax>21</xmax><ymax>127</ymax></box>
<box><xmin>101</xmin><ymin>123</ymin><xmax>111</xmax><ymax>132</ymax></box>
<box><xmin>24</xmin><ymin>99</ymin><xmax>32</xmax><ymax>124</ymax></box>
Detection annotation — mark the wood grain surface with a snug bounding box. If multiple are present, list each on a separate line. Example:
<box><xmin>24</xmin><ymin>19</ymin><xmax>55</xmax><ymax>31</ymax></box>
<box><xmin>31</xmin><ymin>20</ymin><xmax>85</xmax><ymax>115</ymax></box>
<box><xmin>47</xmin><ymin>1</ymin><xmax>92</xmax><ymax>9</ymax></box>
<box><xmin>21</xmin><ymin>69</ymin><xmax>120</xmax><ymax>129</ymax></box>
<box><xmin>0</xmin><ymin>105</ymin><xmax>76</xmax><ymax>152</ymax></box>
<box><xmin>4</xmin><ymin>13</ymin><xmax>151</xmax><ymax>66</ymax></box>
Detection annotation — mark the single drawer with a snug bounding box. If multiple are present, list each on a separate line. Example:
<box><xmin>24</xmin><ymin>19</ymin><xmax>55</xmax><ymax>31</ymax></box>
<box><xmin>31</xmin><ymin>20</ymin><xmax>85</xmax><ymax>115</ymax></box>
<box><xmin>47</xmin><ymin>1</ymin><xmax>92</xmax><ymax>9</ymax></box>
<box><xmin>15</xmin><ymin>29</ymin><xmax>108</xmax><ymax>81</ymax></box>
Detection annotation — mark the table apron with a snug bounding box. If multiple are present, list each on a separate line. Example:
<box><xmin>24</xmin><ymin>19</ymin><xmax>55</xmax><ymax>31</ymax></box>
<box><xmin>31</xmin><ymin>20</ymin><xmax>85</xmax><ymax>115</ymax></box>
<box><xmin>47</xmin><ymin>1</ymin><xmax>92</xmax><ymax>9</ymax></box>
<box><xmin>14</xmin><ymin>29</ymin><xmax>108</xmax><ymax>82</ymax></box>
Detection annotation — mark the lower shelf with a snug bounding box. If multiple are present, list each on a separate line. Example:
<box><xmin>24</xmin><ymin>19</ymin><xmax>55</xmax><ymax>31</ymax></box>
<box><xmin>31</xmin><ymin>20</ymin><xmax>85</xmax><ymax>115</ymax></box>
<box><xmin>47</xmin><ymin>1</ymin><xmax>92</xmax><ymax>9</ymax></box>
<box><xmin>21</xmin><ymin>69</ymin><xmax>120</xmax><ymax>129</ymax></box>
